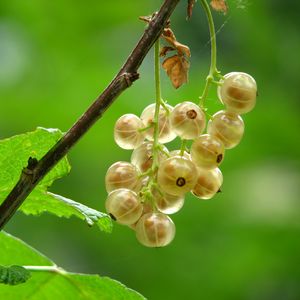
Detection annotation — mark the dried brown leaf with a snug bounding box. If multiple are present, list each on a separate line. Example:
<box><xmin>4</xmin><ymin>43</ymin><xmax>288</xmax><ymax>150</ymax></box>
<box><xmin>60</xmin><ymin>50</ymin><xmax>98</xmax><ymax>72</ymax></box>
<box><xmin>162</xmin><ymin>28</ymin><xmax>191</xmax><ymax>57</ymax></box>
<box><xmin>187</xmin><ymin>0</ymin><xmax>196</xmax><ymax>19</ymax></box>
<box><xmin>160</xmin><ymin>46</ymin><xmax>175</xmax><ymax>57</ymax></box>
<box><xmin>174</xmin><ymin>41</ymin><xmax>191</xmax><ymax>57</ymax></box>
<box><xmin>210</xmin><ymin>0</ymin><xmax>228</xmax><ymax>14</ymax></box>
<box><xmin>162</xmin><ymin>55</ymin><xmax>190</xmax><ymax>89</ymax></box>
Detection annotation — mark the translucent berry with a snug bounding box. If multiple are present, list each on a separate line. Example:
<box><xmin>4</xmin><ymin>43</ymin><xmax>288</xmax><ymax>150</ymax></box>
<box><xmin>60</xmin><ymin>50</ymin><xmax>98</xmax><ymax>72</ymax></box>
<box><xmin>157</xmin><ymin>156</ymin><xmax>198</xmax><ymax>196</ymax></box>
<box><xmin>170</xmin><ymin>101</ymin><xmax>206</xmax><ymax>139</ymax></box>
<box><xmin>140</xmin><ymin>103</ymin><xmax>176</xmax><ymax>144</ymax></box>
<box><xmin>190</xmin><ymin>134</ymin><xmax>225</xmax><ymax>169</ymax></box>
<box><xmin>218</xmin><ymin>72</ymin><xmax>257</xmax><ymax>114</ymax></box>
<box><xmin>152</xmin><ymin>188</ymin><xmax>185</xmax><ymax>215</ymax></box>
<box><xmin>129</xmin><ymin>202</ymin><xmax>153</xmax><ymax>230</ymax></box>
<box><xmin>114</xmin><ymin>114</ymin><xmax>145</xmax><ymax>150</ymax></box>
<box><xmin>135</xmin><ymin>212</ymin><xmax>176</xmax><ymax>247</ymax></box>
<box><xmin>131</xmin><ymin>142</ymin><xmax>169</xmax><ymax>173</ymax></box>
<box><xmin>207</xmin><ymin>110</ymin><xmax>244</xmax><ymax>149</ymax></box>
<box><xmin>105</xmin><ymin>189</ymin><xmax>143</xmax><ymax>225</ymax></box>
<box><xmin>169</xmin><ymin>150</ymin><xmax>191</xmax><ymax>160</ymax></box>
<box><xmin>105</xmin><ymin>161</ymin><xmax>141</xmax><ymax>193</ymax></box>
<box><xmin>192</xmin><ymin>168</ymin><xmax>223</xmax><ymax>200</ymax></box>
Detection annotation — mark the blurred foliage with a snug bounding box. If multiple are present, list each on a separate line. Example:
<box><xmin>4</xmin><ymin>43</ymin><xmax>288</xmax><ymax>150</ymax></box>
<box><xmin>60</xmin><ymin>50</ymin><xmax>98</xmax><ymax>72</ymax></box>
<box><xmin>1</xmin><ymin>0</ymin><xmax>300</xmax><ymax>299</ymax></box>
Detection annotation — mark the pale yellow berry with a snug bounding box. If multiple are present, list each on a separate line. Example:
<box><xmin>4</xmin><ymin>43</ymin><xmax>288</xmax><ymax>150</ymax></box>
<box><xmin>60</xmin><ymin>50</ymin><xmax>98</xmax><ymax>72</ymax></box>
<box><xmin>135</xmin><ymin>212</ymin><xmax>176</xmax><ymax>247</ymax></box>
<box><xmin>190</xmin><ymin>134</ymin><xmax>225</xmax><ymax>169</ymax></box>
<box><xmin>207</xmin><ymin>110</ymin><xmax>244</xmax><ymax>149</ymax></box>
<box><xmin>218</xmin><ymin>72</ymin><xmax>257</xmax><ymax>114</ymax></box>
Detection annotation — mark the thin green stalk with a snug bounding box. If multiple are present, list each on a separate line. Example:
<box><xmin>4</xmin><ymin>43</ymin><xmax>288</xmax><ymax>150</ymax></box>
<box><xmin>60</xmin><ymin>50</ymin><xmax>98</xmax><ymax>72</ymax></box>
<box><xmin>152</xmin><ymin>39</ymin><xmax>162</xmax><ymax>169</ymax></box>
<box><xmin>24</xmin><ymin>265</ymin><xmax>66</xmax><ymax>274</ymax></box>
<box><xmin>180</xmin><ymin>139</ymin><xmax>187</xmax><ymax>156</ymax></box>
<box><xmin>199</xmin><ymin>0</ymin><xmax>220</xmax><ymax>108</ymax></box>
<box><xmin>139</xmin><ymin>39</ymin><xmax>162</xmax><ymax>211</ymax></box>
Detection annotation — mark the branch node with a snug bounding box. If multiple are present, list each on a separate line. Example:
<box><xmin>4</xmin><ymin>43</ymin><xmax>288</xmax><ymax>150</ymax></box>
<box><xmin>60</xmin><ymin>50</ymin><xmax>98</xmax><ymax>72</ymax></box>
<box><xmin>22</xmin><ymin>157</ymin><xmax>38</xmax><ymax>176</ymax></box>
<box><xmin>122</xmin><ymin>72</ymin><xmax>139</xmax><ymax>87</ymax></box>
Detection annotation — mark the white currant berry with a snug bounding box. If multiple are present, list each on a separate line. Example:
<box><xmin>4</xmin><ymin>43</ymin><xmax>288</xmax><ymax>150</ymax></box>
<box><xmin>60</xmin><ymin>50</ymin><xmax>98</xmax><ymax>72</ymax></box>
<box><xmin>170</xmin><ymin>101</ymin><xmax>206</xmax><ymax>139</ymax></box>
<box><xmin>169</xmin><ymin>150</ymin><xmax>191</xmax><ymax>160</ymax></box>
<box><xmin>105</xmin><ymin>161</ymin><xmax>141</xmax><ymax>193</ymax></box>
<box><xmin>192</xmin><ymin>168</ymin><xmax>223</xmax><ymax>200</ymax></box>
<box><xmin>135</xmin><ymin>212</ymin><xmax>175</xmax><ymax>247</ymax></box>
<box><xmin>218</xmin><ymin>72</ymin><xmax>257</xmax><ymax>114</ymax></box>
<box><xmin>190</xmin><ymin>134</ymin><xmax>225</xmax><ymax>169</ymax></box>
<box><xmin>157</xmin><ymin>156</ymin><xmax>198</xmax><ymax>196</ymax></box>
<box><xmin>131</xmin><ymin>142</ymin><xmax>169</xmax><ymax>173</ymax></box>
<box><xmin>152</xmin><ymin>187</ymin><xmax>185</xmax><ymax>215</ymax></box>
<box><xmin>105</xmin><ymin>189</ymin><xmax>143</xmax><ymax>225</ymax></box>
<box><xmin>114</xmin><ymin>114</ymin><xmax>145</xmax><ymax>150</ymax></box>
<box><xmin>129</xmin><ymin>202</ymin><xmax>153</xmax><ymax>230</ymax></box>
<box><xmin>140</xmin><ymin>103</ymin><xmax>176</xmax><ymax>144</ymax></box>
<box><xmin>207</xmin><ymin>110</ymin><xmax>244</xmax><ymax>149</ymax></box>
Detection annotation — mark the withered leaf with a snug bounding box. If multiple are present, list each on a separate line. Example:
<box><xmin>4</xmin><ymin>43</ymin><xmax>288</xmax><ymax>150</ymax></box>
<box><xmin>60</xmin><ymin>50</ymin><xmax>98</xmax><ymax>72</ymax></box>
<box><xmin>162</xmin><ymin>55</ymin><xmax>190</xmax><ymax>89</ymax></box>
<box><xmin>160</xmin><ymin>46</ymin><xmax>175</xmax><ymax>57</ymax></box>
<box><xmin>210</xmin><ymin>0</ymin><xmax>228</xmax><ymax>14</ymax></box>
<box><xmin>187</xmin><ymin>0</ymin><xmax>196</xmax><ymax>19</ymax></box>
<box><xmin>162</xmin><ymin>28</ymin><xmax>191</xmax><ymax>57</ymax></box>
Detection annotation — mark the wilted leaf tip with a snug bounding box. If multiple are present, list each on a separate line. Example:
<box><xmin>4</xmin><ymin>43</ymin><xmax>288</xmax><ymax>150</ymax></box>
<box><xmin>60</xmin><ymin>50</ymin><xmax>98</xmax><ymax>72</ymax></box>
<box><xmin>187</xmin><ymin>0</ymin><xmax>196</xmax><ymax>19</ymax></box>
<box><xmin>210</xmin><ymin>0</ymin><xmax>228</xmax><ymax>14</ymax></box>
<box><xmin>161</xmin><ymin>27</ymin><xmax>191</xmax><ymax>89</ymax></box>
<box><xmin>162</xmin><ymin>55</ymin><xmax>190</xmax><ymax>89</ymax></box>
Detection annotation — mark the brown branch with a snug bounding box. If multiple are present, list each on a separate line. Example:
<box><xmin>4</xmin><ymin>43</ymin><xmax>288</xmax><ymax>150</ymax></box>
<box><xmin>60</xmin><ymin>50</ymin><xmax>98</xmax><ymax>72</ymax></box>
<box><xmin>0</xmin><ymin>0</ymin><xmax>180</xmax><ymax>230</ymax></box>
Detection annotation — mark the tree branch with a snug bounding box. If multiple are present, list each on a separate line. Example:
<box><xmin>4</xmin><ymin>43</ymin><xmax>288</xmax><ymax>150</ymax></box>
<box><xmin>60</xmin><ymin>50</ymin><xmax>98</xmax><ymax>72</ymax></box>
<box><xmin>0</xmin><ymin>0</ymin><xmax>180</xmax><ymax>230</ymax></box>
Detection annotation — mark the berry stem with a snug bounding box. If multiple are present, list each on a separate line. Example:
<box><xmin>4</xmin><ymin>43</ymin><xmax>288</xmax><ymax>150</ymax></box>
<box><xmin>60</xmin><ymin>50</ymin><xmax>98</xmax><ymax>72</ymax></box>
<box><xmin>180</xmin><ymin>139</ymin><xmax>187</xmax><ymax>156</ymax></box>
<box><xmin>140</xmin><ymin>38</ymin><xmax>164</xmax><ymax>209</ymax></box>
<box><xmin>152</xmin><ymin>39</ymin><xmax>162</xmax><ymax>170</ymax></box>
<box><xmin>199</xmin><ymin>0</ymin><xmax>220</xmax><ymax>108</ymax></box>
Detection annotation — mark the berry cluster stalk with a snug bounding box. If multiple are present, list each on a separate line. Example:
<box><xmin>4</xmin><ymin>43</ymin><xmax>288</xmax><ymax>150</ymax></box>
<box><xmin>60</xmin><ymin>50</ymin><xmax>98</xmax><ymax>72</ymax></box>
<box><xmin>152</xmin><ymin>39</ymin><xmax>162</xmax><ymax>170</ymax></box>
<box><xmin>199</xmin><ymin>0</ymin><xmax>220</xmax><ymax>108</ymax></box>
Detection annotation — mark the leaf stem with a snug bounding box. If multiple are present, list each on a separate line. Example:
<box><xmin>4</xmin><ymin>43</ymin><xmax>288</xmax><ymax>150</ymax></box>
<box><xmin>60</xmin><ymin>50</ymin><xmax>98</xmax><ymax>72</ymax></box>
<box><xmin>23</xmin><ymin>265</ymin><xmax>66</xmax><ymax>274</ymax></box>
<box><xmin>199</xmin><ymin>0</ymin><xmax>220</xmax><ymax>108</ymax></box>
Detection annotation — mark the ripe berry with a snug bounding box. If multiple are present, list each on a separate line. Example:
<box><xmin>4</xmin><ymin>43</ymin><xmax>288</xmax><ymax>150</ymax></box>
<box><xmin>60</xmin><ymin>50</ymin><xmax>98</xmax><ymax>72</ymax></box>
<box><xmin>170</xmin><ymin>101</ymin><xmax>206</xmax><ymax>139</ymax></box>
<box><xmin>105</xmin><ymin>189</ymin><xmax>143</xmax><ymax>225</ymax></box>
<box><xmin>192</xmin><ymin>168</ymin><xmax>223</xmax><ymax>200</ymax></box>
<box><xmin>135</xmin><ymin>212</ymin><xmax>176</xmax><ymax>247</ymax></box>
<box><xmin>207</xmin><ymin>110</ymin><xmax>244</xmax><ymax>149</ymax></box>
<box><xmin>140</xmin><ymin>103</ymin><xmax>176</xmax><ymax>144</ymax></box>
<box><xmin>157</xmin><ymin>156</ymin><xmax>198</xmax><ymax>196</ymax></box>
<box><xmin>169</xmin><ymin>150</ymin><xmax>191</xmax><ymax>160</ymax></box>
<box><xmin>131</xmin><ymin>142</ymin><xmax>169</xmax><ymax>173</ymax></box>
<box><xmin>114</xmin><ymin>114</ymin><xmax>146</xmax><ymax>150</ymax></box>
<box><xmin>129</xmin><ymin>202</ymin><xmax>153</xmax><ymax>230</ymax></box>
<box><xmin>153</xmin><ymin>188</ymin><xmax>185</xmax><ymax>215</ymax></box>
<box><xmin>190</xmin><ymin>134</ymin><xmax>225</xmax><ymax>169</ymax></box>
<box><xmin>218</xmin><ymin>72</ymin><xmax>257</xmax><ymax>114</ymax></box>
<box><xmin>105</xmin><ymin>161</ymin><xmax>141</xmax><ymax>193</ymax></box>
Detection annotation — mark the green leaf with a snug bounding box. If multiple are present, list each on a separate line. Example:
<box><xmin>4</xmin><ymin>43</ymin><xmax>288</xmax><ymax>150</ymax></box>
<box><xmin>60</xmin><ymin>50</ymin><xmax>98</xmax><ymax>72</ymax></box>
<box><xmin>0</xmin><ymin>128</ymin><xmax>112</xmax><ymax>233</ymax></box>
<box><xmin>21</xmin><ymin>192</ymin><xmax>112</xmax><ymax>232</ymax></box>
<box><xmin>0</xmin><ymin>265</ymin><xmax>31</xmax><ymax>286</ymax></box>
<box><xmin>0</xmin><ymin>232</ymin><xmax>145</xmax><ymax>299</ymax></box>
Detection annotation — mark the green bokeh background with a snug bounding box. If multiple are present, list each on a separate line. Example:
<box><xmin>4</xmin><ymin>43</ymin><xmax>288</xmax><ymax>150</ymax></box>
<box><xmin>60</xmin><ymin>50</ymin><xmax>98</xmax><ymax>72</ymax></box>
<box><xmin>1</xmin><ymin>0</ymin><xmax>300</xmax><ymax>299</ymax></box>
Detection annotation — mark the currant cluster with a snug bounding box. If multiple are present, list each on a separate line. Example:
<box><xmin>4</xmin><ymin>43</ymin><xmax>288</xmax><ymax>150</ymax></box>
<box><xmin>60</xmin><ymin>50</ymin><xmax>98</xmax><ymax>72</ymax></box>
<box><xmin>104</xmin><ymin>72</ymin><xmax>257</xmax><ymax>247</ymax></box>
